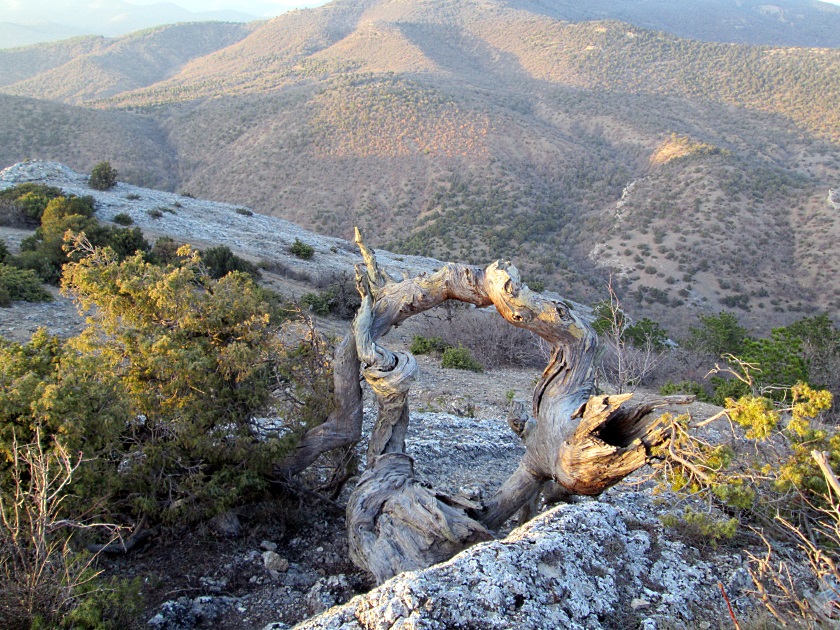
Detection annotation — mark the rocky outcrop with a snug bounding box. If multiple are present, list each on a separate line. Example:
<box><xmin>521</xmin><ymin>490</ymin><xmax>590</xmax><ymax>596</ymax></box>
<box><xmin>291</xmin><ymin>499</ymin><xmax>751</xmax><ymax>630</ymax></box>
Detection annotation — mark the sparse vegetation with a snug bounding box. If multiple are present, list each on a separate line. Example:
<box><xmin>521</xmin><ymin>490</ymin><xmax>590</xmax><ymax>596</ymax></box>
<box><xmin>659</xmin><ymin>508</ymin><xmax>737</xmax><ymax>549</ymax></box>
<box><xmin>290</xmin><ymin>238</ymin><xmax>315</xmax><ymax>260</ymax></box>
<box><xmin>0</xmin><ymin>428</ymin><xmax>139</xmax><ymax>630</ymax></box>
<box><xmin>112</xmin><ymin>213</ymin><xmax>133</xmax><ymax>226</ymax></box>
<box><xmin>88</xmin><ymin>161</ymin><xmax>118</xmax><ymax>191</ymax></box>
<box><xmin>440</xmin><ymin>345</ymin><xmax>483</xmax><ymax>372</ymax></box>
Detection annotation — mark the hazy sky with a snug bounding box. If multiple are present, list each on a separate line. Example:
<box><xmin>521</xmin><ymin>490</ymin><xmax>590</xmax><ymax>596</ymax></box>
<box><xmin>123</xmin><ymin>0</ymin><xmax>840</xmax><ymax>13</ymax></box>
<box><xmin>123</xmin><ymin>0</ymin><xmax>331</xmax><ymax>16</ymax></box>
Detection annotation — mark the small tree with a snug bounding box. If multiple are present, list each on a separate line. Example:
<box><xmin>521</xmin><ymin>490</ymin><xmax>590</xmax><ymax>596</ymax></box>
<box><xmin>594</xmin><ymin>280</ymin><xmax>664</xmax><ymax>392</ymax></box>
<box><xmin>200</xmin><ymin>245</ymin><xmax>260</xmax><ymax>279</ymax></box>
<box><xmin>684</xmin><ymin>311</ymin><xmax>748</xmax><ymax>357</ymax></box>
<box><xmin>0</xmin><ymin>235</ymin><xmax>332</xmax><ymax>526</ymax></box>
<box><xmin>88</xmin><ymin>162</ymin><xmax>118</xmax><ymax>191</ymax></box>
<box><xmin>290</xmin><ymin>238</ymin><xmax>314</xmax><ymax>260</ymax></box>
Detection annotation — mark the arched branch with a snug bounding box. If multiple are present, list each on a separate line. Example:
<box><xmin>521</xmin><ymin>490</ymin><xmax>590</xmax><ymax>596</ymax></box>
<box><xmin>341</xmin><ymin>230</ymin><xmax>686</xmax><ymax>581</ymax></box>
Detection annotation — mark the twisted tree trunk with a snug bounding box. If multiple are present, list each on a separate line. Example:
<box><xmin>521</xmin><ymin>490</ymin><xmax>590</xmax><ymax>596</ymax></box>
<box><xmin>278</xmin><ymin>229</ymin><xmax>687</xmax><ymax>583</ymax></box>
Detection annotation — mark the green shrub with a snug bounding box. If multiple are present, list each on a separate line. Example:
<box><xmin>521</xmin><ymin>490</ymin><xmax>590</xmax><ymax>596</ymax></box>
<box><xmin>146</xmin><ymin>208</ymin><xmax>163</xmax><ymax>219</ymax></box>
<box><xmin>660</xmin><ymin>377</ymin><xmax>834</xmax><ymax>536</ymax></box>
<box><xmin>720</xmin><ymin>294</ymin><xmax>750</xmax><ymax>310</ymax></box>
<box><xmin>441</xmin><ymin>345</ymin><xmax>483</xmax><ymax>372</ymax></box>
<box><xmin>624</xmin><ymin>317</ymin><xmax>669</xmax><ymax>351</ymax></box>
<box><xmin>125</xmin><ymin>193</ymin><xmax>140</xmax><ymax>201</ymax></box>
<box><xmin>98</xmin><ymin>226</ymin><xmax>149</xmax><ymax>260</ymax></box>
<box><xmin>410</xmin><ymin>335</ymin><xmax>451</xmax><ymax>355</ymax></box>
<box><xmin>300</xmin><ymin>277</ymin><xmax>361</xmax><ymax>320</ymax></box>
<box><xmin>9</xmin><ymin>240</ymin><xmax>333</xmax><ymax>525</ymax></box>
<box><xmin>200</xmin><ymin>245</ymin><xmax>259</xmax><ymax>279</ymax></box>
<box><xmin>235</xmin><ymin>207</ymin><xmax>253</xmax><ymax>216</ymax></box>
<box><xmin>0</xmin><ymin>238</ymin><xmax>8</xmax><ymax>264</ymax></box>
<box><xmin>301</xmin><ymin>292</ymin><xmax>331</xmax><ymax>316</ymax></box>
<box><xmin>709</xmin><ymin>376</ymin><xmax>751</xmax><ymax>406</ymax></box>
<box><xmin>0</xmin><ymin>183</ymin><xmax>63</xmax><ymax>226</ymax></box>
<box><xmin>659</xmin><ymin>380</ymin><xmax>712</xmax><ymax>402</ymax></box>
<box><xmin>61</xmin><ymin>576</ymin><xmax>144</xmax><ymax>629</ymax></box>
<box><xmin>526</xmin><ymin>279</ymin><xmax>545</xmax><ymax>293</ymax></box>
<box><xmin>11</xmin><ymin>197</ymin><xmax>149</xmax><ymax>284</ymax></box>
<box><xmin>88</xmin><ymin>161</ymin><xmax>118</xmax><ymax>191</ymax></box>
<box><xmin>660</xmin><ymin>508</ymin><xmax>737</xmax><ymax>549</ymax></box>
<box><xmin>148</xmin><ymin>236</ymin><xmax>181</xmax><ymax>266</ymax></box>
<box><xmin>290</xmin><ymin>238</ymin><xmax>314</xmax><ymax>260</ymax></box>
<box><xmin>112</xmin><ymin>213</ymin><xmax>133</xmax><ymax>226</ymax></box>
<box><xmin>10</xmin><ymin>195</ymin><xmax>99</xmax><ymax>283</ymax></box>
<box><xmin>684</xmin><ymin>311</ymin><xmax>748</xmax><ymax>356</ymax></box>
<box><xmin>0</xmin><ymin>264</ymin><xmax>52</xmax><ymax>306</ymax></box>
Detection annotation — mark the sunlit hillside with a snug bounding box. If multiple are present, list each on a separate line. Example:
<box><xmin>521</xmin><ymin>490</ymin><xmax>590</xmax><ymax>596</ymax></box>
<box><xmin>0</xmin><ymin>0</ymin><xmax>838</xmax><ymax>333</ymax></box>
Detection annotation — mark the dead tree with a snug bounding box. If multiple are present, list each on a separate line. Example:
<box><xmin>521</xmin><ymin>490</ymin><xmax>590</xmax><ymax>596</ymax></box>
<box><xmin>279</xmin><ymin>229</ymin><xmax>688</xmax><ymax>583</ymax></box>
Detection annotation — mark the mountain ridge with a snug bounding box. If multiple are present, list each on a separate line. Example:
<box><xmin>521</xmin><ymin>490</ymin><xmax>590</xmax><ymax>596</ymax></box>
<box><xmin>0</xmin><ymin>0</ymin><xmax>838</xmax><ymax>335</ymax></box>
<box><xmin>0</xmin><ymin>0</ymin><xmax>260</xmax><ymax>49</ymax></box>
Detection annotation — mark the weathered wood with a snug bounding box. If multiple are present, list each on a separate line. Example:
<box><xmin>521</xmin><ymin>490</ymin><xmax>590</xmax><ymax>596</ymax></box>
<box><xmin>277</xmin><ymin>228</ymin><xmax>688</xmax><ymax>582</ymax></box>
<box><xmin>339</xmin><ymin>230</ymin><xmax>688</xmax><ymax>582</ymax></box>
<box><xmin>347</xmin><ymin>453</ymin><xmax>494</xmax><ymax>583</ymax></box>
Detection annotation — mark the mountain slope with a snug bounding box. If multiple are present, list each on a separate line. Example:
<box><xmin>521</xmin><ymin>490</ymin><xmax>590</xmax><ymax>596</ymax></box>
<box><xmin>0</xmin><ymin>0</ymin><xmax>838</xmax><ymax>334</ymax></box>
<box><xmin>0</xmin><ymin>94</ymin><xmax>176</xmax><ymax>189</ymax></box>
<box><xmin>0</xmin><ymin>22</ymin><xmax>256</xmax><ymax>104</ymax></box>
<box><xmin>509</xmin><ymin>0</ymin><xmax>840</xmax><ymax>47</ymax></box>
<box><xmin>0</xmin><ymin>0</ymin><xmax>258</xmax><ymax>49</ymax></box>
<box><xmin>0</xmin><ymin>36</ymin><xmax>104</xmax><ymax>86</ymax></box>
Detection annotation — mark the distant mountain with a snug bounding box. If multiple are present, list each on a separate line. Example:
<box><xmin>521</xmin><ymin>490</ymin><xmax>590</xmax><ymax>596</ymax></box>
<box><xmin>0</xmin><ymin>0</ymin><xmax>838</xmax><ymax>335</ymax></box>
<box><xmin>0</xmin><ymin>23</ymin><xmax>257</xmax><ymax>104</ymax></box>
<box><xmin>0</xmin><ymin>94</ymin><xmax>176</xmax><ymax>189</ymax></box>
<box><xmin>0</xmin><ymin>22</ymin><xmax>92</xmax><ymax>50</ymax></box>
<box><xmin>0</xmin><ymin>0</ymin><xmax>259</xmax><ymax>49</ymax></box>
<box><xmin>515</xmin><ymin>0</ymin><xmax>840</xmax><ymax>48</ymax></box>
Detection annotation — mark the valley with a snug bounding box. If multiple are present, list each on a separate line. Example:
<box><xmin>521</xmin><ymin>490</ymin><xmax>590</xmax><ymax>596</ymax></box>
<box><xmin>1</xmin><ymin>0</ymin><xmax>838</xmax><ymax>337</ymax></box>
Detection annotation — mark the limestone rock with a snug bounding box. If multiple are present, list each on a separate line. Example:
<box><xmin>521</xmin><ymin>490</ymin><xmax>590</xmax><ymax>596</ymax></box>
<box><xmin>263</xmin><ymin>550</ymin><xmax>290</xmax><ymax>573</ymax></box>
<box><xmin>292</xmin><ymin>501</ymin><xmax>743</xmax><ymax>630</ymax></box>
<box><xmin>207</xmin><ymin>510</ymin><xmax>242</xmax><ymax>538</ymax></box>
<box><xmin>305</xmin><ymin>574</ymin><xmax>355</xmax><ymax>616</ymax></box>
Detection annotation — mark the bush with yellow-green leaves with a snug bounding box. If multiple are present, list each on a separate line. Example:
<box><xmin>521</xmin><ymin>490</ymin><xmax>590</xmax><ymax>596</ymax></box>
<box><xmin>1</xmin><ymin>231</ymin><xmax>335</xmax><ymax>629</ymax></box>
<box><xmin>2</xmin><ymin>236</ymin><xmax>332</xmax><ymax>527</ymax></box>
<box><xmin>656</xmin><ymin>355</ymin><xmax>838</xmax><ymax>625</ymax></box>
